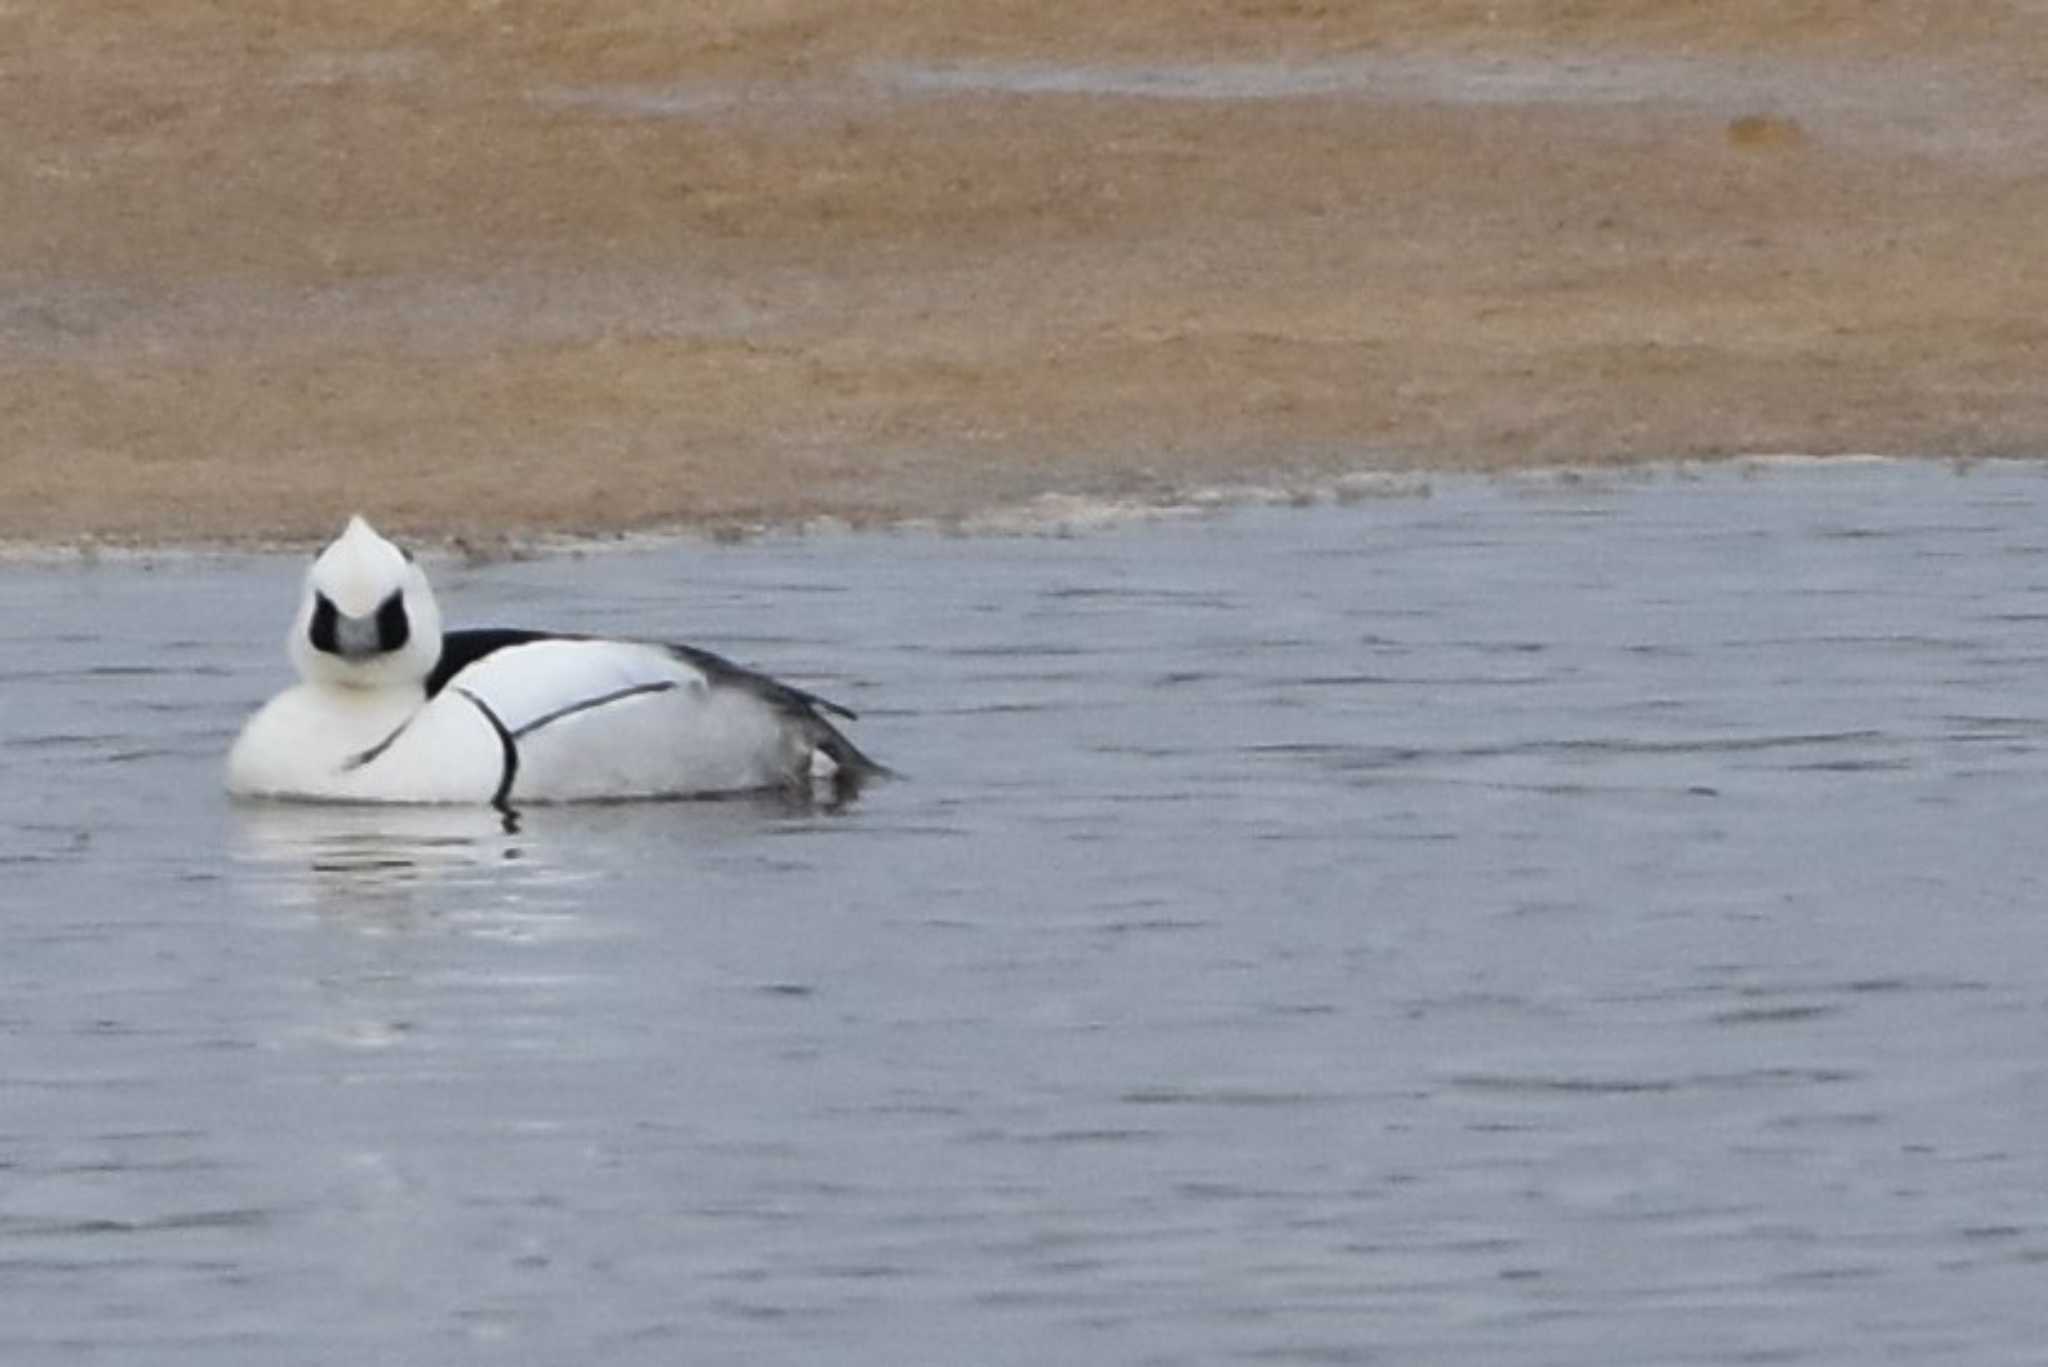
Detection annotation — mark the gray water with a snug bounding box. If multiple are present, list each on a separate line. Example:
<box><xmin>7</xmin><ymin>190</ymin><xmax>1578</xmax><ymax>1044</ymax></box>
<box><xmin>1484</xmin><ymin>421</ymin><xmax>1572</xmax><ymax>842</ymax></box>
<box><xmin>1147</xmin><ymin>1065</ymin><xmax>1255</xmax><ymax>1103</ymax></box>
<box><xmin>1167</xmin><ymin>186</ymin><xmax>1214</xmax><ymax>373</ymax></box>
<box><xmin>6</xmin><ymin>458</ymin><xmax>2048</xmax><ymax>1364</ymax></box>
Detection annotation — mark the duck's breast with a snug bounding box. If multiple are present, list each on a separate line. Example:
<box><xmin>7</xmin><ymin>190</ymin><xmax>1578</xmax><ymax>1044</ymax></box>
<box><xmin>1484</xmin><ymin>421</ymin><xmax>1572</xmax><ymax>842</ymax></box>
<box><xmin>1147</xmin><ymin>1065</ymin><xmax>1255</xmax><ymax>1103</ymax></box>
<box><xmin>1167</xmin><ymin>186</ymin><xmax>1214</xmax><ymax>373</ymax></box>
<box><xmin>227</xmin><ymin>684</ymin><xmax>506</xmax><ymax>803</ymax></box>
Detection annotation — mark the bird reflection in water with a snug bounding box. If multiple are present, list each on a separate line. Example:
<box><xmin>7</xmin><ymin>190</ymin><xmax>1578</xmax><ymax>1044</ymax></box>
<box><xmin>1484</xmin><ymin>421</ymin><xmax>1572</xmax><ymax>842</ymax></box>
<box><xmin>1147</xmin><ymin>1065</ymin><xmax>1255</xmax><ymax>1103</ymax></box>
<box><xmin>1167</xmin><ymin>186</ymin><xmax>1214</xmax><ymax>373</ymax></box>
<box><xmin>228</xmin><ymin>800</ymin><xmax>558</xmax><ymax>932</ymax></box>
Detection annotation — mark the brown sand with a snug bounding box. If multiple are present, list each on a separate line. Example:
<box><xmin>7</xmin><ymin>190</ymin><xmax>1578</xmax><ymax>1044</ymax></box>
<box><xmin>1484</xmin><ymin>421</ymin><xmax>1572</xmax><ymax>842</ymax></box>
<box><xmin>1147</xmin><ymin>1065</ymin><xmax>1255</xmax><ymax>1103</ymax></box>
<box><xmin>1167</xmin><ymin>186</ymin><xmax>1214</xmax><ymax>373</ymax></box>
<box><xmin>5</xmin><ymin>1</ymin><xmax>2048</xmax><ymax>545</ymax></box>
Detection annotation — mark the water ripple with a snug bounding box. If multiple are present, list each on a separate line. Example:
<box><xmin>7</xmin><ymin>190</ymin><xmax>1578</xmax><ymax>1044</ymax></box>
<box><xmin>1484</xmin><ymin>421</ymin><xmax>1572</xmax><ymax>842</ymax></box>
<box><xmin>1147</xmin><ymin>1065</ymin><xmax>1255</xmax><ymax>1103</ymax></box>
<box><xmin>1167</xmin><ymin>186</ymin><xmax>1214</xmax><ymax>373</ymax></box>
<box><xmin>3</xmin><ymin>459</ymin><xmax>2048</xmax><ymax>1363</ymax></box>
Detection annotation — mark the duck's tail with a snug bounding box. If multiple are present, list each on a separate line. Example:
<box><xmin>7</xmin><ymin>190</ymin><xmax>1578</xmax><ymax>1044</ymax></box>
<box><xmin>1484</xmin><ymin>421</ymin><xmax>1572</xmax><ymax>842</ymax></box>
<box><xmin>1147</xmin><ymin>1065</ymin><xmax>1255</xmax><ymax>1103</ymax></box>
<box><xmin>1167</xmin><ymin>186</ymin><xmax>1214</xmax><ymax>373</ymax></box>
<box><xmin>662</xmin><ymin>640</ymin><xmax>892</xmax><ymax>798</ymax></box>
<box><xmin>803</xmin><ymin>711</ymin><xmax>894</xmax><ymax>797</ymax></box>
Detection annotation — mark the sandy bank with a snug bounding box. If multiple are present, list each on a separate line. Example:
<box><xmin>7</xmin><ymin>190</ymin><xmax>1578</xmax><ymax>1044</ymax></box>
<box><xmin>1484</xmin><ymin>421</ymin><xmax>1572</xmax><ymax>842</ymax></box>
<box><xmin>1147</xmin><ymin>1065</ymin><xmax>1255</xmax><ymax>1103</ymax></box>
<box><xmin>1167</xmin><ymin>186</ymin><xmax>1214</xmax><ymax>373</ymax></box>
<box><xmin>4</xmin><ymin>1</ymin><xmax>2046</xmax><ymax>544</ymax></box>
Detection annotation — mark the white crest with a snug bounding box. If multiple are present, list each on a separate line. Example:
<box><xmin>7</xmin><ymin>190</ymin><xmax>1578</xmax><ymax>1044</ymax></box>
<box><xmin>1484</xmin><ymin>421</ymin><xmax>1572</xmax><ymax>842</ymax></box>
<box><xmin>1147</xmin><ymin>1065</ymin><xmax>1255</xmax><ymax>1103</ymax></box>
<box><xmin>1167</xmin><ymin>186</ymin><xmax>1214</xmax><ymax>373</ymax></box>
<box><xmin>288</xmin><ymin>515</ymin><xmax>444</xmax><ymax>690</ymax></box>
<box><xmin>312</xmin><ymin>514</ymin><xmax>410</xmax><ymax>617</ymax></box>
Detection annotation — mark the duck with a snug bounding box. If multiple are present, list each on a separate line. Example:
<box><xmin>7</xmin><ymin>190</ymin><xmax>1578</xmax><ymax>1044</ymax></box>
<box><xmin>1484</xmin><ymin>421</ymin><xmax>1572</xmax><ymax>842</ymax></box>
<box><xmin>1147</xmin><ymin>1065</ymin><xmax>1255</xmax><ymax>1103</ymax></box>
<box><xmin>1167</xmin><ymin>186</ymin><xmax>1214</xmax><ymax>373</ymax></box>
<box><xmin>226</xmin><ymin>516</ymin><xmax>885</xmax><ymax>806</ymax></box>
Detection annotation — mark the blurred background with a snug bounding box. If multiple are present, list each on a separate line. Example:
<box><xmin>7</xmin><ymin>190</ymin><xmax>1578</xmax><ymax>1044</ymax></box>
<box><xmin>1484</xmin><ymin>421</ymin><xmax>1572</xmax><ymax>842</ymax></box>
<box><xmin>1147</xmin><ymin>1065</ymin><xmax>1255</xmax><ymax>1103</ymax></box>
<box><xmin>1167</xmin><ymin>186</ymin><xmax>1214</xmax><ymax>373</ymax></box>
<box><xmin>5</xmin><ymin>1</ymin><xmax>2046</xmax><ymax>543</ymax></box>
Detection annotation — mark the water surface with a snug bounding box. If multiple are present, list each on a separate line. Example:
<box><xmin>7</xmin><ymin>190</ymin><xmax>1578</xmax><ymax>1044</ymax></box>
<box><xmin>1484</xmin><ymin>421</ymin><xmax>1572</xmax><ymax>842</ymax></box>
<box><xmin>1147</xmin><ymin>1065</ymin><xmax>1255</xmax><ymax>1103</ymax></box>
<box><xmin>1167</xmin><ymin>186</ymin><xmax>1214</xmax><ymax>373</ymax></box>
<box><xmin>5</xmin><ymin>459</ymin><xmax>2048</xmax><ymax>1363</ymax></box>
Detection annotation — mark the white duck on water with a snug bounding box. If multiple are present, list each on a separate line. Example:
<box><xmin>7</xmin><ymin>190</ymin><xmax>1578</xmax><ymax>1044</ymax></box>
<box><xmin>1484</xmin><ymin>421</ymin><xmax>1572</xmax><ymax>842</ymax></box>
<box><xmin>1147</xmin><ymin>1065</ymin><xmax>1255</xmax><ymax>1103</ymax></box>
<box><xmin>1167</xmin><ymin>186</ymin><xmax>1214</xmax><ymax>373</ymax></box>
<box><xmin>226</xmin><ymin>516</ymin><xmax>885</xmax><ymax>806</ymax></box>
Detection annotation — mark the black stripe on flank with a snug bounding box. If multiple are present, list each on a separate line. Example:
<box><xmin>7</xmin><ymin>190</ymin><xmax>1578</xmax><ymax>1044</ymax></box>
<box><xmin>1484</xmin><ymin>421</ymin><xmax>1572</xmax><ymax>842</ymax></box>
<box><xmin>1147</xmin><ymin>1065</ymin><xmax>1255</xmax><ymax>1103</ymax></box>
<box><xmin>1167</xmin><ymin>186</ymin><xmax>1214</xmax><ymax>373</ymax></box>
<box><xmin>511</xmin><ymin>681</ymin><xmax>679</xmax><ymax>740</ymax></box>
<box><xmin>341</xmin><ymin>718</ymin><xmax>412</xmax><ymax>772</ymax></box>
<box><xmin>455</xmin><ymin>687</ymin><xmax>520</xmax><ymax>811</ymax></box>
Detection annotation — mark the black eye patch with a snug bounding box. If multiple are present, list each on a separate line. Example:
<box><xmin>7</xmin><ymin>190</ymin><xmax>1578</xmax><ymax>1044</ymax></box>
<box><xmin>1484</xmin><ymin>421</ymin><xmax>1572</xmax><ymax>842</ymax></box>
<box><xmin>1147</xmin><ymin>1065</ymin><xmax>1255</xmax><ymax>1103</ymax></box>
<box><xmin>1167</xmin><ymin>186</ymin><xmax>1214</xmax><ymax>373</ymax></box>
<box><xmin>376</xmin><ymin>591</ymin><xmax>410</xmax><ymax>653</ymax></box>
<box><xmin>309</xmin><ymin>592</ymin><xmax>340</xmax><ymax>655</ymax></box>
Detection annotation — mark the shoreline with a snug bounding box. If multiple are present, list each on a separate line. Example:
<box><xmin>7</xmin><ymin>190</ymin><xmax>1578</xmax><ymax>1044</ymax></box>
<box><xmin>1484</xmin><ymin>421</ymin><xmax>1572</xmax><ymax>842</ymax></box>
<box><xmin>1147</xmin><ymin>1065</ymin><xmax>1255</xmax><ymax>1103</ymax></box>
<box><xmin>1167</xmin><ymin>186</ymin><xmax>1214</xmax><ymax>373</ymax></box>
<box><xmin>0</xmin><ymin>452</ymin><xmax>2006</xmax><ymax>560</ymax></box>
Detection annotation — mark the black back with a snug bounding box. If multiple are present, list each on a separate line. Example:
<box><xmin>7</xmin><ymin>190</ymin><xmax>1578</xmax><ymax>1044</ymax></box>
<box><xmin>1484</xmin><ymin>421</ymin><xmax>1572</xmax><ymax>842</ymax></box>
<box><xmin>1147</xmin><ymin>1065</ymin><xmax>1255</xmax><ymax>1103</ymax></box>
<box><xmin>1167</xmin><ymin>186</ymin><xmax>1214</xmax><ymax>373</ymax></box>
<box><xmin>426</xmin><ymin>629</ymin><xmax>561</xmax><ymax>698</ymax></box>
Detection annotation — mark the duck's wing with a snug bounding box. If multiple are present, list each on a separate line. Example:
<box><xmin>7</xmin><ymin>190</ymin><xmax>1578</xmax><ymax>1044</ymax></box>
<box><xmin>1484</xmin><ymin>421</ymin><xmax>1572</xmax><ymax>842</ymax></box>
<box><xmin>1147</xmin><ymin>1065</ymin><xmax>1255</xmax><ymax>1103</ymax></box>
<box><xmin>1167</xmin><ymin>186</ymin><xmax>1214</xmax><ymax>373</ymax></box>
<box><xmin>663</xmin><ymin>642</ymin><xmax>859</xmax><ymax>722</ymax></box>
<box><xmin>436</xmin><ymin>633</ymin><xmax>887</xmax><ymax>796</ymax></box>
<box><xmin>661</xmin><ymin>641</ymin><xmax>888</xmax><ymax>782</ymax></box>
<box><xmin>436</xmin><ymin>635</ymin><xmax>695</xmax><ymax>738</ymax></box>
